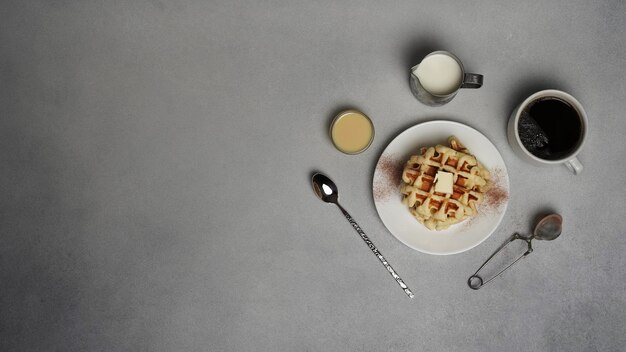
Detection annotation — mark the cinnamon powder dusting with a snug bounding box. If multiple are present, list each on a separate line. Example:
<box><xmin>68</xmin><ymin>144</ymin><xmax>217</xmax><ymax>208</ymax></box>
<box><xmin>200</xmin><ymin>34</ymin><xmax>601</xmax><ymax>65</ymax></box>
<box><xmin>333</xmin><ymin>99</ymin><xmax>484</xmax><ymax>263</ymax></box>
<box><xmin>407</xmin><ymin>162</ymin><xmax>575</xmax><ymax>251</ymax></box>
<box><xmin>483</xmin><ymin>167</ymin><xmax>509</xmax><ymax>213</ymax></box>
<box><xmin>373</xmin><ymin>154</ymin><xmax>404</xmax><ymax>202</ymax></box>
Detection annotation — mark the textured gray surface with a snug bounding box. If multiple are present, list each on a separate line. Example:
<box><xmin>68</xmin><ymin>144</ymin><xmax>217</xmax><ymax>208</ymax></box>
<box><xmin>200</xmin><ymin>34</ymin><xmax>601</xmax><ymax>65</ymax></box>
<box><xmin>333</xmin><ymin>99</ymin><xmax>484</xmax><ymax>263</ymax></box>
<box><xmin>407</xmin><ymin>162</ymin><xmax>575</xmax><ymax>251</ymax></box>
<box><xmin>1</xmin><ymin>1</ymin><xmax>625</xmax><ymax>351</ymax></box>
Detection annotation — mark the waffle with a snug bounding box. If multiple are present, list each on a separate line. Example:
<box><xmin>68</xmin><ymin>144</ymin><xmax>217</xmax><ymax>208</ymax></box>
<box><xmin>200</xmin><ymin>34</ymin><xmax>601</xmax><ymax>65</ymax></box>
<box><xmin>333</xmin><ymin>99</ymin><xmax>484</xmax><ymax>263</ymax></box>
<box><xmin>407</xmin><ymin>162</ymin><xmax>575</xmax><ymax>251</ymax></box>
<box><xmin>400</xmin><ymin>136</ymin><xmax>490</xmax><ymax>230</ymax></box>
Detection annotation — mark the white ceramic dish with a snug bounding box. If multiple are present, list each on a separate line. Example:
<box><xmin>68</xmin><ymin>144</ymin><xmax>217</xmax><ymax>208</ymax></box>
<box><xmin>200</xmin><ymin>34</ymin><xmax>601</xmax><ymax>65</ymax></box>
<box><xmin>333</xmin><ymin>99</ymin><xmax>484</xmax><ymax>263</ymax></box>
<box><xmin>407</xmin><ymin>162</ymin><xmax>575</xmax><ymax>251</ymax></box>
<box><xmin>373</xmin><ymin>120</ymin><xmax>509</xmax><ymax>255</ymax></box>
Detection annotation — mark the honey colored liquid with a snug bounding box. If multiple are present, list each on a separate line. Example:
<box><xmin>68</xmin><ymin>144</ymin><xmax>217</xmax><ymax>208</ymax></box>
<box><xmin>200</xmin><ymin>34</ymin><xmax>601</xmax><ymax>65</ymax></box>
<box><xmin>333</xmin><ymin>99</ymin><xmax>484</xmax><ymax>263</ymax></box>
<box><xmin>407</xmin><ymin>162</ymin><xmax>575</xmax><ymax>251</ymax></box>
<box><xmin>331</xmin><ymin>112</ymin><xmax>373</xmax><ymax>154</ymax></box>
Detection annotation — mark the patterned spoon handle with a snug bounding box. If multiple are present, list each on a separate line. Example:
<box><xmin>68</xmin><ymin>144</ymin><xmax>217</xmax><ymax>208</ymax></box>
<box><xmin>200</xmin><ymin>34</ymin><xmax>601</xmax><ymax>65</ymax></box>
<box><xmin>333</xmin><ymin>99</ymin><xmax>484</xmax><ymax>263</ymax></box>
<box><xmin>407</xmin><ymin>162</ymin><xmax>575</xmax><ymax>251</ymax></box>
<box><xmin>337</xmin><ymin>203</ymin><xmax>414</xmax><ymax>299</ymax></box>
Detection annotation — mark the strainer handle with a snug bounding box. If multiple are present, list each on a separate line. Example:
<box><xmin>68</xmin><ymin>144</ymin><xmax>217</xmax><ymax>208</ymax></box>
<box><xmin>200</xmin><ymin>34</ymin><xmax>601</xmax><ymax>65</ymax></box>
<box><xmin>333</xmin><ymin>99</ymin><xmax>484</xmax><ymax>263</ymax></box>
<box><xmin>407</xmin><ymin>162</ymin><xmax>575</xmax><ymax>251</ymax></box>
<box><xmin>468</xmin><ymin>233</ymin><xmax>533</xmax><ymax>290</ymax></box>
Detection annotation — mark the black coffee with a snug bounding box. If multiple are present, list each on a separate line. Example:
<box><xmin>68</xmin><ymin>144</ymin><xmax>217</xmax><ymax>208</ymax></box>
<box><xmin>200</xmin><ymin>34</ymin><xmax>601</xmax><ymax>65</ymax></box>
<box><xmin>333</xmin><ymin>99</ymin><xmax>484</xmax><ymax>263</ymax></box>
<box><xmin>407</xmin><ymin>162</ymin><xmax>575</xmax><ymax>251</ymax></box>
<box><xmin>518</xmin><ymin>97</ymin><xmax>582</xmax><ymax>160</ymax></box>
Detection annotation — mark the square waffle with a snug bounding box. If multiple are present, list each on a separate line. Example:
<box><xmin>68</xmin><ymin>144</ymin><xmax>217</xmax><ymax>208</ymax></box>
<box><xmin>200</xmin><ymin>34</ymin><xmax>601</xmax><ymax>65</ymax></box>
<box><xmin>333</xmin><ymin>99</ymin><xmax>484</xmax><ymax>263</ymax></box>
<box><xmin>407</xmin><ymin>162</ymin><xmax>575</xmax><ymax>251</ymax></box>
<box><xmin>400</xmin><ymin>136</ymin><xmax>491</xmax><ymax>230</ymax></box>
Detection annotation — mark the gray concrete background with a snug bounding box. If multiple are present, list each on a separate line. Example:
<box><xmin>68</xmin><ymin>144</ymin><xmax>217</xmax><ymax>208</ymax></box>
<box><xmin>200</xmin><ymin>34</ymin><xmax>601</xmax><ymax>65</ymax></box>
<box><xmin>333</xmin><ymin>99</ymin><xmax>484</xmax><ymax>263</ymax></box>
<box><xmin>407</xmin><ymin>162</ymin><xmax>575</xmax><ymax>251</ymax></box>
<box><xmin>1</xmin><ymin>1</ymin><xmax>625</xmax><ymax>351</ymax></box>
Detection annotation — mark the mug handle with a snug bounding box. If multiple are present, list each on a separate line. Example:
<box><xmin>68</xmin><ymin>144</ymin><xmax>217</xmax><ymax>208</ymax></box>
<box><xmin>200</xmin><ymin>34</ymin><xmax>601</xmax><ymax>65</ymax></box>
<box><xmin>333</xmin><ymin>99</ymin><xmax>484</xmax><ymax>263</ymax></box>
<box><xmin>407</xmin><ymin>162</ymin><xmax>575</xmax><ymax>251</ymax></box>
<box><xmin>460</xmin><ymin>73</ymin><xmax>483</xmax><ymax>89</ymax></box>
<box><xmin>564</xmin><ymin>156</ymin><xmax>583</xmax><ymax>175</ymax></box>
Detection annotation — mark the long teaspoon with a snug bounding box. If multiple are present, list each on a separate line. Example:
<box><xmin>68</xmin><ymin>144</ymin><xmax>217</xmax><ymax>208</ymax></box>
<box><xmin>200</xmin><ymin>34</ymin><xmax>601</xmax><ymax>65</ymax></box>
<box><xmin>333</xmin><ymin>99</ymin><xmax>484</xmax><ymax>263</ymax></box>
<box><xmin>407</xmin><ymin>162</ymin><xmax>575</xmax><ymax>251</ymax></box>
<box><xmin>312</xmin><ymin>172</ymin><xmax>414</xmax><ymax>298</ymax></box>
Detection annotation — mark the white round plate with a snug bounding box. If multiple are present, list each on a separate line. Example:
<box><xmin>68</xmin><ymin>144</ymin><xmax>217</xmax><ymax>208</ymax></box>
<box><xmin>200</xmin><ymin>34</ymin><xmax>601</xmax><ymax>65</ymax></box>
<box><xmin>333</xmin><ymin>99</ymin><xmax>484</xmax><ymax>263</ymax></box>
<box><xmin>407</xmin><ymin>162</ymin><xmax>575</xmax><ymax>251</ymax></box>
<box><xmin>373</xmin><ymin>120</ymin><xmax>509</xmax><ymax>255</ymax></box>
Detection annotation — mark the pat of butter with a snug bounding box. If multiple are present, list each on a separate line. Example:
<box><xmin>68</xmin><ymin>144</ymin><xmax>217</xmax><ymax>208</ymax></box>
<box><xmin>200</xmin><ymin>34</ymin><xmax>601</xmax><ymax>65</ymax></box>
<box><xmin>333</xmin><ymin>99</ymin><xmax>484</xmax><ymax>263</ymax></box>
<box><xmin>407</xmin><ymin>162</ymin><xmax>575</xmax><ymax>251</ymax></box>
<box><xmin>434</xmin><ymin>171</ymin><xmax>453</xmax><ymax>194</ymax></box>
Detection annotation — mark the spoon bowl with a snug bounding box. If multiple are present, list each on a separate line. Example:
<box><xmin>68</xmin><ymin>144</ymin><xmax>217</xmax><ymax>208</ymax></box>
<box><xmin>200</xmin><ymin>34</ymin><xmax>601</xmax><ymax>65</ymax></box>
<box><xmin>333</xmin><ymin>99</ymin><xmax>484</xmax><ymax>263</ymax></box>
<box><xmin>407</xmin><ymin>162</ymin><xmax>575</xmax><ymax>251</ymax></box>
<box><xmin>311</xmin><ymin>173</ymin><xmax>339</xmax><ymax>203</ymax></box>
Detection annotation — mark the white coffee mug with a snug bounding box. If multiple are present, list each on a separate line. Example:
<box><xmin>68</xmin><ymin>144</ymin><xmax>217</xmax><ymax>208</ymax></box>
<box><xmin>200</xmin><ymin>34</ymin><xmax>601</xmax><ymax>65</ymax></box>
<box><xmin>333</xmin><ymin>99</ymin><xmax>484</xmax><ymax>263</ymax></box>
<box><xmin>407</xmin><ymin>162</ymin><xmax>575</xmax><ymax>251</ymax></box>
<box><xmin>507</xmin><ymin>89</ymin><xmax>587</xmax><ymax>174</ymax></box>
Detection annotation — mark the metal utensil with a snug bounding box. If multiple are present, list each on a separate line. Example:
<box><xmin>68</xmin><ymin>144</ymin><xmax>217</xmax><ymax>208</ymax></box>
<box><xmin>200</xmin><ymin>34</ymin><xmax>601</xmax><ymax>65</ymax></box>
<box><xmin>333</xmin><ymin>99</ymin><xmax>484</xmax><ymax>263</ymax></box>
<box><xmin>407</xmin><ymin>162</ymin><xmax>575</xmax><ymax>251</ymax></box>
<box><xmin>468</xmin><ymin>213</ymin><xmax>563</xmax><ymax>290</ymax></box>
<box><xmin>311</xmin><ymin>172</ymin><xmax>414</xmax><ymax>298</ymax></box>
